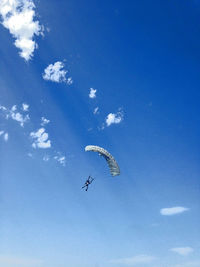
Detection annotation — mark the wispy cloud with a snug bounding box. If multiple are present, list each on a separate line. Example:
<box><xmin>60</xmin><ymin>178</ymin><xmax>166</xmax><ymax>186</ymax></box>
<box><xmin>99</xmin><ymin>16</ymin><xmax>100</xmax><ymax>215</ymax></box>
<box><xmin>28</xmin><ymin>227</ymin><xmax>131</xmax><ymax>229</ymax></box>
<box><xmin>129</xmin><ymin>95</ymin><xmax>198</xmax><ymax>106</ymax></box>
<box><xmin>22</xmin><ymin>103</ymin><xmax>29</xmax><ymax>111</ymax></box>
<box><xmin>110</xmin><ymin>255</ymin><xmax>156</xmax><ymax>265</ymax></box>
<box><xmin>175</xmin><ymin>260</ymin><xmax>200</xmax><ymax>267</ymax></box>
<box><xmin>93</xmin><ymin>107</ymin><xmax>99</xmax><ymax>114</ymax></box>
<box><xmin>0</xmin><ymin>105</ymin><xmax>6</xmax><ymax>111</ymax></box>
<box><xmin>160</xmin><ymin>206</ymin><xmax>189</xmax><ymax>216</ymax></box>
<box><xmin>43</xmin><ymin>61</ymin><xmax>72</xmax><ymax>84</ymax></box>
<box><xmin>43</xmin><ymin>155</ymin><xmax>50</xmax><ymax>162</ymax></box>
<box><xmin>66</xmin><ymin>77</ymin><xmax>73</xmax><ymax>85</ymax></box>
<box><xmin>0</xmin><ymin>255</ymin><xmax>43</xmax><ymax>266</ymax></box>
<box><xmin>0</xmin><ymin>130</ymin><xmax>9</xmax><ymax>142</ymax></box>
<box><xmin>170</xmin><ymin>247</ymin><xmax>194</xmax><ymax>256</ymax></box>
<box><xmin>4</xmin><ymin>132</ymin><xmax>8</xmax><ymax>141</ymax></box>
<box><xmin>89</xmin><ymin>88</ymin><xmax>97</xmax><ymax>98</ymax></box>
<box><xmin>54</xmin><ymin>154</ymin><xmax>66</xmax><ymax>166</ymax></box>
<box><xmin>30</xmin><ymin>128</ymin><xmax>51</xmax><ymax>149</ymax></box>
<box><xmin>105</xmin><ymin>109</ymin><xmax>123</xmax><ymax>127</ymax></box>
<box><xmin>0</xmin><ymin>0</ymin><xmax>43</xmax><ymax>61</ymax></box>
<box><xmin>42</xmin><ymin>152</ymin><xmax>66</xmax><ymax>166</ymax></box>
<box><xmin>41</xmin><ymin>117</ymin><xmax>50</xmax><ymax>126</ymax></box>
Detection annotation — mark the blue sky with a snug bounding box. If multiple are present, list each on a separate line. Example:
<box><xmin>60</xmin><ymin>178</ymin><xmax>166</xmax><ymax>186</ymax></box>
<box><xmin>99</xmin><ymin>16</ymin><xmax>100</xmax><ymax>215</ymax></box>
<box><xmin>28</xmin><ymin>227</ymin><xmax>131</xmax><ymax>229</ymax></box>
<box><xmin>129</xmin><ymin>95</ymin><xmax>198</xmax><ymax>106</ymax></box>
<box><xmin>0</xmin><ymin>0</ymin><xmax>200</xmax><ymax>266</ymax></box>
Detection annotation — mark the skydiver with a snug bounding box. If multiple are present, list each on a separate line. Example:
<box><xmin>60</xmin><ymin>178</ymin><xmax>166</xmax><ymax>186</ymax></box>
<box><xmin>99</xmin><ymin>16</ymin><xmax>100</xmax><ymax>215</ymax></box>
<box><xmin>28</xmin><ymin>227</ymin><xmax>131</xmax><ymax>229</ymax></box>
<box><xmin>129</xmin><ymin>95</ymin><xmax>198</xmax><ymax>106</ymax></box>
<box><xmin>82</xmin><ymin>175</ymin><xmax>94</xmax><ymax>191</ymax></box>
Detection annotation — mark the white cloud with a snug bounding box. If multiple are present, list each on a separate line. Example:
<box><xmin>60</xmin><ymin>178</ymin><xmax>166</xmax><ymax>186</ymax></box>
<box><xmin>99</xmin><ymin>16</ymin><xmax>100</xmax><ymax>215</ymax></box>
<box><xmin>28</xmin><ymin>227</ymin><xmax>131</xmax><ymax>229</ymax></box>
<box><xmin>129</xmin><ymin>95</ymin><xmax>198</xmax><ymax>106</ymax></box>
<box><xmin>98</xmin><ymin>124</ymin><xmax>105</xmax><ymax>130</ymax></box>
<box><xmin>0</xmin><ymin>0</ymin><xmax>43</xmax><ymax>61</ymax></box>
<box><xmin>11</xmin><ymin>105</ymin><xmax>17</xmax><ymax>111</ymax></box>
<box><xmin>110</xmin><ymin>255</ymin><xmax>156</xmax><ymax>265</ymax></box>
<box><xmin>66</xmin><ymin>77</ymin><xmax>73</xmax><ymax>85</ymax></box>
<box><xmin>54</xmin><ymin>155</ymin><xmax>66</xmax><ymax>166</ymax></box>
<box><xmin>10</xmin><ymin>110</ymin><xmax>30</xmax><ymax>126</ymax></box>
<box><xmin>43</xmin><ymin>155</ymin><xmax>50</xmax><ymax>162</ymax></box>
<box><xmin>0</xmin><ymin>131</ymin><xmax>8</xmax><ymax>142</ymax></box>
<box><xmin>30</xmin><ymin>128</ymin><xmax>51</xmax><ymax>149</ymax></box>
<box><xmin>4</xmin><ymin>132</ymin><xmax>8</xmax><ymax>141</ymax></box>
<box><xmin>160</xmin><ymin>206</ymin><xmax>189</xmax><ymax>216</ymax></box>
<box><xmin>22</xmin><ymin>103</ymin><xmax>29</xmax><ymax>111</ymax></box>
<box><xmin>1</xmin><ymin>104</ymin><xmax>30</xmax><ymax>126</ymax></box>
<box><xmin>43</xmin><ymin>61</ymin><xmax>68</xmax><ymax>83</ymax></box>
<box><xmin>170</xmin><ymin>247</ymin><xmax>194</xmax><ymax>256</ymax></box>
<box><xmin>93</xmin><ymin>107</ymin><xmax>99</xmax><ymax>114</ymax></box>
<box><xmin>89</xmin><ymin>88</ymin><xmax>97</xmax><ymax>98</ymax></box>
<box><xmin>105</xmin><ymin>110</ymin><xmax>123</xmax><ymax>127</ymax></box>
<box><xmin>41</xmin><ymin>117</ymin><xmax>50</xmax><ymax>126</ymax></box>
<box><xmin>0</xmin><ymin>105</ymin><xmax>7</xmax><ymax>111</ymax></box>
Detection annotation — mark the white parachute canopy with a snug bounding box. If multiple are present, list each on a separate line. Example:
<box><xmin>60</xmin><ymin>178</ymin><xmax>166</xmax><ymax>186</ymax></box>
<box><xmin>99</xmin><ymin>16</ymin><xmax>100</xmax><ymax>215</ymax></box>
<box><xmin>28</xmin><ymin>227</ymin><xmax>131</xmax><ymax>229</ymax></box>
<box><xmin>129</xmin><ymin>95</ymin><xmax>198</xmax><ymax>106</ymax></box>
<box><xmin>85</xmin><ymin>145</ymin><xmax>120</xmax><ymax>176</ymax></box>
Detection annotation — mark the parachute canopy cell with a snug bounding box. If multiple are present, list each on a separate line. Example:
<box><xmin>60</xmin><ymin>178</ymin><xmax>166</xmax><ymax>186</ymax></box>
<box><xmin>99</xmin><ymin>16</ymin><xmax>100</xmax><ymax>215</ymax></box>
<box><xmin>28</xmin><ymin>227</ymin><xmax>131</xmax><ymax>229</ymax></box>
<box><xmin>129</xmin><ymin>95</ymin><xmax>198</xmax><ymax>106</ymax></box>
<box><xmin>85</xmin><ymin>145</ymin><xmax>120</xmax><ymax>176</ymax></box>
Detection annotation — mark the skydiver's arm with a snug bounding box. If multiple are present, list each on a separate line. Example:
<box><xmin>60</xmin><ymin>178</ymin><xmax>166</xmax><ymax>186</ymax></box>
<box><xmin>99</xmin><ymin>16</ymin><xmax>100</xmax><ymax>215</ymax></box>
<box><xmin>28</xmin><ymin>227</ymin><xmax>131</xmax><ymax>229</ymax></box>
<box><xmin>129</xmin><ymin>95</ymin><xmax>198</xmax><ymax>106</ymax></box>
<box><xmin>90</xmin><ymin>178</ymin><xmax>94</xmax><ymax>183</ymax></box>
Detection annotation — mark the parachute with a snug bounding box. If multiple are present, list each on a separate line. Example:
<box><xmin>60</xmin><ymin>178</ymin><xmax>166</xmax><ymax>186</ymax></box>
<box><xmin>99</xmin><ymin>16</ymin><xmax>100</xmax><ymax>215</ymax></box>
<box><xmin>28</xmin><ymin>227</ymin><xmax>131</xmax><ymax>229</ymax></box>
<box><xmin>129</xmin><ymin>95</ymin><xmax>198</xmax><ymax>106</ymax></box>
<box><xmin>85</xmin><ymin>145</ymin><xmax>120</xmax><ymax>176</ymax></box>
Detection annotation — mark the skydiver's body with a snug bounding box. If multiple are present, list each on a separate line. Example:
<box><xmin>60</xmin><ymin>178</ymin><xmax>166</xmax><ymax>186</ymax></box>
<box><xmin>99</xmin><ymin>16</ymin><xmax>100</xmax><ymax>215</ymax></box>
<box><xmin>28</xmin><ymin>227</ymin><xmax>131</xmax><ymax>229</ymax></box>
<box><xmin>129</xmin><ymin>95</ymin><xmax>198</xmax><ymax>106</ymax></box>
<box><xmin>82</xmin><ymin>176</ymin><xmax>94</xmax><ymax>191</ymax></box>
